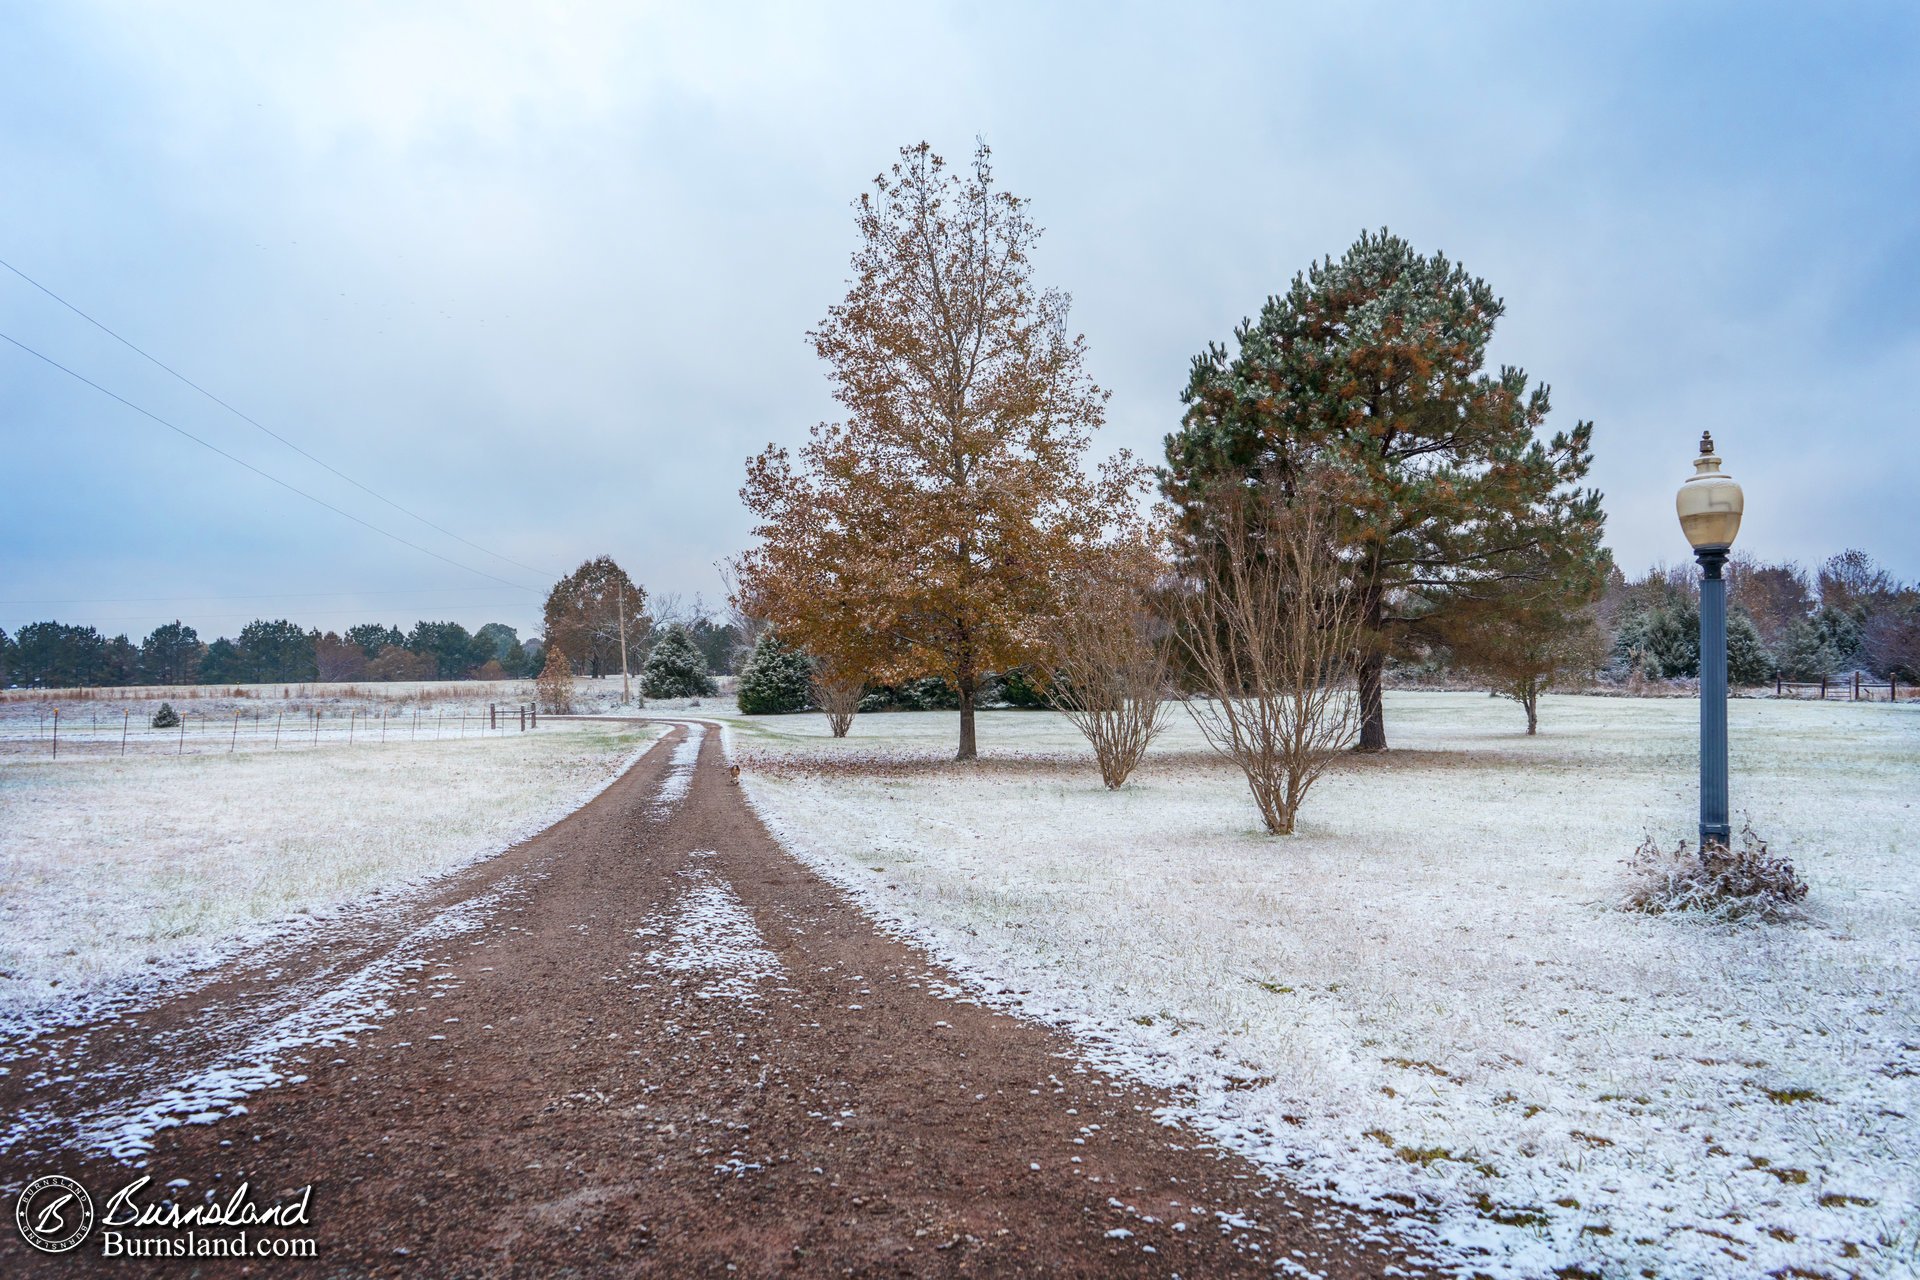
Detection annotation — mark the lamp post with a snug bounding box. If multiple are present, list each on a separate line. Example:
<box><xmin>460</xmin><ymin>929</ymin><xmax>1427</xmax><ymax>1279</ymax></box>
<box><xmin>1676</xmin><ymin>432</ymin><xmax>1744</xmax><ymax>850</ymax></box>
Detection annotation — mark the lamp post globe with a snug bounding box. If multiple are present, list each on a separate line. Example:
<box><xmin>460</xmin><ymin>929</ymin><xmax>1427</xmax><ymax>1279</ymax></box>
<box><xmin>1676</xmin><ymin>432</ymin><xmax>1743</xmax><ymax>850</ymax></box>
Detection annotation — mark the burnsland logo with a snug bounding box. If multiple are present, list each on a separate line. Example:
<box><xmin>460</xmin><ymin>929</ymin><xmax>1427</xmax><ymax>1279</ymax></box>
<box><xmin>14</xmin><ymin>1174</ymin><xmax>95</xmax><ymax>1254</ymax></box>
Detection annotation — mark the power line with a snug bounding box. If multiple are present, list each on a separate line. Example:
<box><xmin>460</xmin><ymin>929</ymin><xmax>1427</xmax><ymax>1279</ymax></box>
<box><xmin>0</xmin><ymin>255</ymin><xmax>556</xmax><ymax>580</ymax></box>
<box><xmin>0</xmin><ymin>330</ymin><xmax>542</xmax><ymax>594</ymax></box>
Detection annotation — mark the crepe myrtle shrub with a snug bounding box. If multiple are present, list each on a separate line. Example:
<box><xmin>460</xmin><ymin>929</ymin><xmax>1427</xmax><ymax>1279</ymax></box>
<box><xmin>736</xmin><ymin>631</ymin><xmax>812</xmax><ymax>714</ymax></box>
<box><xmin>1623</xmin><ymin>823</ymin><xmax>1810</xmax><ymax>924</ymax></box>
<box><xmin>151</xmin><ymin>701</ymin><xmax>182</xmax><ymax>729</ymax></box>
<box><xmin>535</xmin><ymin>647</ymin><xmax>576</xmax><ymax>715</ymax></box>
<box><xmin>641</xmin><ymin>624</ymin><xmax>717</xmax><ymax>699</ymax></box>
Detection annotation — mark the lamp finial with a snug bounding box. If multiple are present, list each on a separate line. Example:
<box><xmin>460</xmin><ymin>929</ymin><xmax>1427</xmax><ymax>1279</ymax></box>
<box><xmin>1699</xmin><ymin>431</ymin><xmax>1715</xmax><ymax>456</ymax></box>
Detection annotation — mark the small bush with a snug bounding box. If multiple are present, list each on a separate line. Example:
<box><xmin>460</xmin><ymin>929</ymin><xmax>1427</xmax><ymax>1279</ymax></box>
<box><xmin>1624</xmin><ymin>823</ymin><xmax>1809</xmax><ymax>923</ymax></box>
<box><xmin>151</xmin><ymin>702</ymin><xmax>181</xmax><ymax>729</ymax></box>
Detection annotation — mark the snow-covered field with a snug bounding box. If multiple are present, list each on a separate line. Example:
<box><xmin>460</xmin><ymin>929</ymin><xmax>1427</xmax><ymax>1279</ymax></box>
<box><xmin>0</xmin><ymin>714</ymin><xmax>661</xmax><ymax>1030</ymax></box>
<box><xmin>726</xmin><ymin>693</ymin><xmax>1919</xmax><ymax>1278</ymax></box>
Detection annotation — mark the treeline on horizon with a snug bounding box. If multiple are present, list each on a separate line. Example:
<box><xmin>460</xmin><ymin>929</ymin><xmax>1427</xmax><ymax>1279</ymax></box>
<box><xmin>0</xmin><ymin>607</ymin><xmax>744</xmax><ymax>691</ymax></box>
<box><xmin>5</xmin><ymin>545</ymin><xmax>1915</xmax><ymax>694</ymax></box>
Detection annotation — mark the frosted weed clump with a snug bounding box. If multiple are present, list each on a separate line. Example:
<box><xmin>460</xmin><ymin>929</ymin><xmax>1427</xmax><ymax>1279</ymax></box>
<box><xmin>1623</xmin><ymin>822</ymin><xmax>1811</xmax><ymax>923</ymax></box>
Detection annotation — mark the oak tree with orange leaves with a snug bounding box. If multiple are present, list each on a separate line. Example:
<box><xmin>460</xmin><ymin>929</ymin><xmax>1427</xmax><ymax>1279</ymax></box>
<box><xmin>1164</xmin><ymin>229</ymin><xmax>1607</xmax><ymax>751</ymax></box>
<box><xmin>737</xmin><ymin>141</ymin><xmax>1143</xmax><ymax>761</ymax></box>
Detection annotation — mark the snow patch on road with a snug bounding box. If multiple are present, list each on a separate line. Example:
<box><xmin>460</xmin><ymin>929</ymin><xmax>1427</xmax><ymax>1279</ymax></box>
<box><xmin>649</xmin><ymin>725</ymin><xmax>706</xmax><ymax>816</ymax></box>
<box><xmin>638</xmin><ymin>856</ymin><xmax>783</xmax><ymax>1005</ymax></box>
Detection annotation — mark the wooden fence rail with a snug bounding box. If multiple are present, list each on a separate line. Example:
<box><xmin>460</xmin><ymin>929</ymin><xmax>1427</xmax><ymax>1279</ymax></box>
<box><xmin>1775</xmin><ymin>674</ymin><xmax>1911</xmax><ymax>702</ymax></box>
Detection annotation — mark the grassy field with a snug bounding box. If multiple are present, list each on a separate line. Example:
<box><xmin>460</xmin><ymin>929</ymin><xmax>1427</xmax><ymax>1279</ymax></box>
<box><xmin>727</xmin><ymin>692</ymin><xmax>1919</xmax><ymax>1279</ymax></box>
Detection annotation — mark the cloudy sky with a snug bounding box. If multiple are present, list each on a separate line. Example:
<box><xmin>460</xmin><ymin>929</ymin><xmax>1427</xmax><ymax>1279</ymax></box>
<box><xmin>4</xmin><ymin>2</ymin><xmax>1915</xmax><ymax>643</ymax></box>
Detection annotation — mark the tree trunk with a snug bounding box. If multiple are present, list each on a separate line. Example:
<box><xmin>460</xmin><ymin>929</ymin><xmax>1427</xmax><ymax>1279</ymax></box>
<box><xmin>1524</xmin><ymin>682</ymin><xmax>1539</xmax><ymax>735</ymax></box>
<box><xmin>955</xmin><ymin>679</ymin><xmax>977</xmax><ymax>761</ymax></box>
<box><xmin>1355</xmin><ymin>588</ymin><xmax>1387</xmax><ymax>752</ymax></box>
<box><xmin>1356</xmin><ymin>652</ymin><xmax>1387</xmax><ymax>752</ymax></box>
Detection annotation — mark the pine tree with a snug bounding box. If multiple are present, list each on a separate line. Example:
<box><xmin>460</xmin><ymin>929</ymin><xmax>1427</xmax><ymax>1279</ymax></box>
<box><xmin>736</xmin><ymin>631</ymin><xmax>812</xmax><ymax>714</ymax></box>
<box><xmin>1164</xmin><ymin>229</ymin><xmax>1606</xmax><ymax>750</ymax></box>
<box><xmin>641</xmin><ymin>625</ymin><xmax>715</xmax><ymax>698</ymax></box>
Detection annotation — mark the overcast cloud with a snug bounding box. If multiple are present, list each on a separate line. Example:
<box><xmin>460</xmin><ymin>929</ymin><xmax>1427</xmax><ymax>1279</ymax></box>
<box><xmin>4</xmin><ymin>2</ymin><xmax>1916</xmax><ymax>642</ymax></box>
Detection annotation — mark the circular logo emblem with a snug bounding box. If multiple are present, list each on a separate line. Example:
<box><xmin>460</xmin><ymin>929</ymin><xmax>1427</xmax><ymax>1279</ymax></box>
<box><xmin>15</xmin><ymin>1174</ymin><xmax>94</xmax><ymax>1254</ymax></box>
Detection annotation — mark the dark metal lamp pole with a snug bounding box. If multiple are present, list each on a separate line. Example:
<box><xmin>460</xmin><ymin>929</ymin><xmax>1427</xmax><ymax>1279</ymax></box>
<box><xmin>1676</xmin><ymin>433</ymin><xmax>1745</xmax><ymax>850</ymax></box>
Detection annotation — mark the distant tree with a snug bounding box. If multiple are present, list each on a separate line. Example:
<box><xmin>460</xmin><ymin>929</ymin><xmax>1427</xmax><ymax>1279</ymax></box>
<box><xmin>1440</xmin><ymin>586</ymin><xmax>1609</xmax><ymax>734</ymax></box>
<box><xmin>543</xmin><ymin>557</ymin><xmax>646</xmax><ymax>679</ymax></box>
<box><xmin>1817</xmin><ymin>549</ymin><xmax>1896</xmax><ymax>616</ymax></box>
<box><xmin>151</xmin><ymin>701</ymin><xmax>181</xmax><ymax>729</ymax></box>
<box><xmin>683</xmin><ymin>608</ymin><xmax>742</xmax><ymax>678</ymax></box>
<box><xmin>367</xmin><ymin>646</ymin><xmax>435</xmax><ymax>682</ymax></box>
<box><xmin>1163</xmin><ymin>228</ymin><xmax>1607</xmax><ymax>751</ymax></box>
<box><xmin>346</xmin><ymin>623</ymin><xmax>404</xmax><ymax>658</ymax></box>
<box><xmin>1773</xmin><ymin>614</ymin><xmax>1844</xmax><ymax>681</ymax></box>
<box><xmin>641</xmin><ymin>624</ymin><xmax>715</xmax><ymax>698</ymax></box>
<box><xmin>315</xmin><ymin>631</ymin><xmax>369</xmax><ymax>682</ymax></box>
<box><xmin>12</xmin><ymin>621</ymin><xmax>109</xmax><ymax>688</ymax></box>
<box><xmin>1729</xmin><ymin>555</ymin><xmax>1813</xmax><ymax>651</ymax></box>
<box><xmin>0</xmin><ymin>626</ymin><xmax>12</xmax><ymax>687</ymax></box>
<box><xmin>536</xmin><ymin>646</ymin><xmax>575</xmax><ymax>714</ymax></box>
<box><xmin>405</xmin><ymin>621</ymin><xmax>490</xmax><ymax>680</ymax></box>
<box><xmin>736</xmin><ymin>631</ymin><xmax>812</xmax><ymax>714</ymax></box>
<box><xmin>1864</xmin><ymin>588</ymin><xmax>1920</xmax><ymax>682</ymax></box>
<box><xmin>238</xmin><ymin>620</ymin><xmax>316</xmax><ymax>683</ymax></box>
<box><xmin>738</xmin><ymin>140</ymin><xmax>1139</xmax><ymax>760</ymax></box>
<box><xmin>103</xmin><ymin>634</ymin><xmax>139</xmax><ymax>686</ymax></box>
<box><xmin>474</xmin><ymin>623</ymin><xmax>529</xmax><ymax>676</ymax></box>
<box><xmin>139</xmin><ymin>621</ymin><xmax>204</xmax><ymax>685</ymax></box>
<box><xmin>1614</xmin><ymin>596</ymin><xmax>1771</xmax><ymax>685</ymax></box>
<box><xmin>199</xmin><ymin>637</ymin><xmax>251</xmax><ymax>684</ymax></box>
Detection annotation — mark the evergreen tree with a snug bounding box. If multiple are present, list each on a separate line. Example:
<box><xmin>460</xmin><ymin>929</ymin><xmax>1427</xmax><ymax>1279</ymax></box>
<box><xmin>103</xmin><ymin>634</ymin><xmax>139</xmax><ymax>686</ymax></box>
<box><xmin>238</xmin><ymin>620</ymin><xmax>316</xmax><ymax>682</ymax></box>
<box><xmin>406</xmin><ymin>620</ymin><xmax>491</xmax><ymax>680</ymax></box>
<box><xmin>0</xmin><ymin>626</ymin><xmax>14</xmax><ymax>688</ymax></box>
<box><xmin>199</xmin><ymin>637</ymin><xmax>252</xmax><ymax>684</ymax></box>
<box><xmin>139</xmin><ymin>621</ymin><xmax>204</xmax><ymax>685</ymax></box>
<box><xmin>475</xmin><ymin>623</ymin><xmax>529</xmax><ymax>676</ymax></box>
<box><xmin>736</xmin><ymin>631</ymin><xmax>812</xmax><ymax>714</ymax></box>
<box><xmin>11</xmin><ymin>621</ymin><xmax>109</xmax><ymax>688</ymax></box>
<box><xmin>641</xmin><ymin>624</ymin><xmax>715</xmax><ymax>698</ymax></box>
<box><xmin>1773</xmin><ymin>615</ymin><xmax>1843</xmax><ymax>681</ymax></box>
<box><xmin>1727</xmin><ymin>609</ymin><xmax>1773</xmax><ymax>686</ymax></box>
<box><xmin>346</xmin><ymin>623</ymin><xmax>404</xmax><ymax>658</ymax></box>
<box><xmin>1164</xmin><ymin>229</ymin><xmax>1606</xmax><ymax>750</ymax></box>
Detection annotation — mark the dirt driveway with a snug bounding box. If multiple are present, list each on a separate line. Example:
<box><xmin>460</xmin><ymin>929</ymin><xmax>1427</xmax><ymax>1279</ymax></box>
<box><xmin>0</xmin><ymin>722</ymin><xmax>1431</xmax><ymax>1276</ymax></box>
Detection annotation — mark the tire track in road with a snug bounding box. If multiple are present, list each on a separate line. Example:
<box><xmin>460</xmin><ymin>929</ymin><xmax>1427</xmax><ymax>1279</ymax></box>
<box><xmin>1</xmin><ymin>721</ymin><xmax>1434</xmax><ymax>1277</ymax></box>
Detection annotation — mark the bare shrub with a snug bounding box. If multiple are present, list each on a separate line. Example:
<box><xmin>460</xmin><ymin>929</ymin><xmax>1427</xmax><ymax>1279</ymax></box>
<box><xmin>810</xmin><ymin>660</ymin><xmax>865</xmax><ymax>738</ymax></box>
<box><xmin>1624</xmin><ymin>823</ymin><xmax>1810</xmax><ymax>923</ymax></box>
<box><xmin>1174</xmin><ymin>476</ymin><xmax>1362</xmax><ymax>835</ymax></box>
<box><xmin>536</xmin><ymin>648</ymin><xmax>576</xmax><ymax>715</ymax></box>
<box><xmin>1040</xmin><ymin>539</ymin><xmax>1171</xmax><ymax>789</ymax></box>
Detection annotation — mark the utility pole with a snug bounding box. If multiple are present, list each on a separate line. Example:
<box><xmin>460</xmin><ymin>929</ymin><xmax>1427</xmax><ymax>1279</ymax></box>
<box><xmin>618</xmin><ymin>587</ymin><xmax>632</xmax><ymax>705</ymax></box>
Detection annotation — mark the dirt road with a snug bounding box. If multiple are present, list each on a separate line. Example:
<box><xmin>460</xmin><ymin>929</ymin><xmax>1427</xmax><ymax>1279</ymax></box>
<box><xmin>0</xmin><ymin>722</ymin><xmax>1430</xmax><ymax>1276</ymax></box>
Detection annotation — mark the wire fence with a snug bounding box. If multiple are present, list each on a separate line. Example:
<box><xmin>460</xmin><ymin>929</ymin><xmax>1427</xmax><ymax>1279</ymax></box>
<box><xmin>5</xmin><ymin>703</ymin><xmax>550</xmax><ymax>760</ymax></box>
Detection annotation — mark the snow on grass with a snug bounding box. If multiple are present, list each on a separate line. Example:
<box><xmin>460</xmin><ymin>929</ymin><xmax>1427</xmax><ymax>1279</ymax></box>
<box><xmin>728</xmin><ymin>693</ymin><xmax>1920</xmax><ymax>1278</ymax></box>
<box><xmin>0</xmin><ymin>718</ymin><xmax>662</xmax><ymax>1031</ymax></box>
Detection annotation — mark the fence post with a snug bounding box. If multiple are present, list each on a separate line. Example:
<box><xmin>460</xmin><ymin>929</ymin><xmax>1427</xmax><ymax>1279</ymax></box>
<box><xmin>313</xmin><ymin>709</ymin><xmax>320</xmax><ymax>745</ymax></box>
<box><xmin>51</xmin><ymin>708</ymin><xmax>58</xmax><ymax>760</ymax></box>
<box><xmin>121</xmin><ymin>709</ymin><xmax>129</xmax><ymax>757</ymax></box>
<box><xmin>178</xmin><ymin>716</ymin><xmax>186</xmax><ymax>755</ymax></box>
<box><xmin>1819</xmin><ymin>676</ymin><xmax>1827</xmax><ymax>699</ymax></box>
<box><xmin>231</xmin><ymin>710</ymin><xmax>240</xmax><ymax>753</ymax></box>
<box><xmin>519</xmin><ymin>705</ymin><xmax>526</xmax><ymax>732</ymax></box>
<box><xmin>1853</xmin><ymin>671</ymin><xmax>1861</xmax><ymax>702</ymax></box>
<box><xmin>349</xmin><ymin>709</ymin><xmax>356</xmax><ymax>745</ymax></box>
<box><xmin>274</xmin><ymin>711</ymin><xmax>282</xmax><ymax>749</ymax></box>
<box><xmin>490</xmin><ymin>703</ymin><xmax>496</xmax><ymax>730</ymax></box>
<box><xmin>531</xmin><ymin>704</ymin><xmax>537</xmax><ymax>729</ymax></box>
